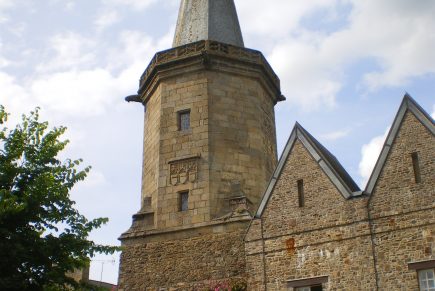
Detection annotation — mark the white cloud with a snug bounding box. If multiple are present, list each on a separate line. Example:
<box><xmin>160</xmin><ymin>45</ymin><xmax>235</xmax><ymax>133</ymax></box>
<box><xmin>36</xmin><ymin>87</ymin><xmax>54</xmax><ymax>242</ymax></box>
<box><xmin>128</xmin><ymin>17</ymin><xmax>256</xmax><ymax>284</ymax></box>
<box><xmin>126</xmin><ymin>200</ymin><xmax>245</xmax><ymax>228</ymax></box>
<box><xmin>320</xmin><ymin>129</ymin><xmax>351</xmax><ymax>141</ymax></box>
<box><xmin>66</xmin><ymin>1</ymin><xmax>75</xmax><ymax>10</ymax></box>
<box><xmin>108</xmin><ymin>29</ymin><xmax>172</xmax><ymax>68</ymax></box>
<box><xmin>0</xmin><ymin>0</ymin><xmax>13</xmax><ymax>9</ymax></box>
<box><xmin>431</xmin><ymin>105</ymin><xmax>435</xmax><ymax>119</ymax></box>
<box><xmin>102</xmin><ymin>0</ymin><xmax>158</xmax><ymax>10</ymax></box>
<box><xmin>77</xmin><ymin>170</ymin><xmax>107</xmax><ymax>188</ymax></box>
<box><xmin>240</xmin><ymin>0</ymin><xmax>435</xmax><ymax>110</ymax></box>
<box><xmin>0</xmin><ymin>58</ymin><xmax>8</xmax><ymax>68</ymax></box>
<box><xmin>359</xmin><ymin>127</ymin><xmax>389</xmax><ymax>186</ymax></box>
<box><xmin>268</xmin><ymin>38</ymin><xmax>342</xmax><ymax>110</ymax></box>
<box><xmin>95</xmin><ymin>10</ymin><xmax>121</xmax><ymax>32</ymax></box>
<box><xmin>0</xmin><ymin>72</ymin><xmax>35</xmax><ymax>124</ymax></box>
<box><xmin>0</xmin><ymin>38</ymin><xmax>10</xmax><ymax>68</ymax></box>
<box><xmin>0</xmin><ymin>0</ymin><xmax>13</xmax><ymax>22</ymax></box>
<box><xmin>48</xmin><ymin>0</ymin><xmax>75</xmax><ymax>10</ymax></box>
<box><xmin>31</xmin><ymin>69</ymin><xmax>121</xmax><ymax>117</ymax></box>
<box><xmin>37</xmin><ymin>32</ymin><xmax>97</xmax><ymax>73</ymax></box>
<box><xmin>0</xmin><ymin>26</ymin><xmax>172</xmax><ymax>120</ymax></box>
<box><xmin>237</xmin><ymin>0</ymin><xmax>340</xmax><ymax>39</ymax></box>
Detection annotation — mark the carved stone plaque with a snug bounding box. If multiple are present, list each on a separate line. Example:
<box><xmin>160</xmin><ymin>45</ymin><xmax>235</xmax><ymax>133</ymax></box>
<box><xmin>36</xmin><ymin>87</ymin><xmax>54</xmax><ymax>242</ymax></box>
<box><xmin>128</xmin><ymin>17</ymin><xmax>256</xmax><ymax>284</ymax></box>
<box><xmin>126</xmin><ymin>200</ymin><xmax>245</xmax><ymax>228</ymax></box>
<box><xmin>169</xmin><ymin>158</ymin><xmax>198</xmax><ymax>186</ymax></box>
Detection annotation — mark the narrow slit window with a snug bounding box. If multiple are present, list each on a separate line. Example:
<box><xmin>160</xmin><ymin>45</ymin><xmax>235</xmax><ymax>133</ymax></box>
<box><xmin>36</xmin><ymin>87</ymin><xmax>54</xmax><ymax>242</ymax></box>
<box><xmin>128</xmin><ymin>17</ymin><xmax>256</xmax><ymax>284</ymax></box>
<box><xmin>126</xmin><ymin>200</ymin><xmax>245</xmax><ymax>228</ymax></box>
<box><xmin>178</xmin><ymin>110</ymin><xmax>190</xmax><ymax>131</ymax></box>
<box><xmin>411</xmin><ymin>152</ymin><xmax>421</xmax><ymax>184</ymax></box>
<box><xmin>297</xmin><ymin>179</ymin><xmax>304</xmax><ymax>207</ymax></box>
<box><xmin>179</xmin><ymin>191</ymin><xmax>189</xmax><ymax>212</ymax></box>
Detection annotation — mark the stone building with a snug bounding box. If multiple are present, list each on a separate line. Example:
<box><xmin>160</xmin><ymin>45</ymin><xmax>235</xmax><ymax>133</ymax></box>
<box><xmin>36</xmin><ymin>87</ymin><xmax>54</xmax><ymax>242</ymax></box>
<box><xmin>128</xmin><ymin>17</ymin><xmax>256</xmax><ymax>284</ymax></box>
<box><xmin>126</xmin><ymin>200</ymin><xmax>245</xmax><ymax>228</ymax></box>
<box><xmin>246</xmin><ymin>96</ymin><xmax>434</xmax><ymax>290</ymax></box>
<box><xmin>118</xmin><ymin>1</ymin><xmax>435</xmax><ymax>290</ymax></box>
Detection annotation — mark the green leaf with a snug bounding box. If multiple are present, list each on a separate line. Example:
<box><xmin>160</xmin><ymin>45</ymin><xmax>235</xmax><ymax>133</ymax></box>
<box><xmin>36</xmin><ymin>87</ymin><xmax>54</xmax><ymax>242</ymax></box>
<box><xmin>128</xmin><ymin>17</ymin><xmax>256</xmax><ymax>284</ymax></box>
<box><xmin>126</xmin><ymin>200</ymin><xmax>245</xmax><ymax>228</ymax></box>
<box><xmin>0</xmin><ymin>105</ymin><xmax>118</xmax><ymax>291</ymax></box>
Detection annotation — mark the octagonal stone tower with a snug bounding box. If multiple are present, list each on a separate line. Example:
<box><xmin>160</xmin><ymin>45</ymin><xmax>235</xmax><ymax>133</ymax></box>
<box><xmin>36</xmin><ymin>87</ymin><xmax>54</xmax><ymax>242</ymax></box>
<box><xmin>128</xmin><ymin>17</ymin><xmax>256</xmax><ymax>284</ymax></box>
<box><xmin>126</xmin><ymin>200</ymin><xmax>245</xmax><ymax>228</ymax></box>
<box><xmin>118</xmin><ymin>1</ymin><xmax>284</xmax><ymax>290</ymax></box>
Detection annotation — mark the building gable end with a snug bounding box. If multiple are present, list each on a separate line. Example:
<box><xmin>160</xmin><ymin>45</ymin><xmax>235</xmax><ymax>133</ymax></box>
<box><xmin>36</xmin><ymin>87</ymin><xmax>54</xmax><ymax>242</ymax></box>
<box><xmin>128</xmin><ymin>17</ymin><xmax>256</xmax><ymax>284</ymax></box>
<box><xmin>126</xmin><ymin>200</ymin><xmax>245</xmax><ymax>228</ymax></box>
<box><xmin>256</xmin><ymin>123</ymin><xmax>360</xmax><ymax>218</ymax></box>
<box><xmin>365</xmin><ymin>94</ymin><xmax>435</xmax><ymax>194</ymax></box>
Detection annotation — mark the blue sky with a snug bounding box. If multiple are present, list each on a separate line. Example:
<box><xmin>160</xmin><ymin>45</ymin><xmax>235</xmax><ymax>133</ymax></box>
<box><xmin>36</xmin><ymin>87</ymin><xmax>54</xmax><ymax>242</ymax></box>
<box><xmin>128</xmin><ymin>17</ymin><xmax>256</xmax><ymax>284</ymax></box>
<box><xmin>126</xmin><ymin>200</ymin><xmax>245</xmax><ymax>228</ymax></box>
<box><xmin>1</xmin><ymin>0</ymin><xmax>434</xmax><ymax>284</ymax></box>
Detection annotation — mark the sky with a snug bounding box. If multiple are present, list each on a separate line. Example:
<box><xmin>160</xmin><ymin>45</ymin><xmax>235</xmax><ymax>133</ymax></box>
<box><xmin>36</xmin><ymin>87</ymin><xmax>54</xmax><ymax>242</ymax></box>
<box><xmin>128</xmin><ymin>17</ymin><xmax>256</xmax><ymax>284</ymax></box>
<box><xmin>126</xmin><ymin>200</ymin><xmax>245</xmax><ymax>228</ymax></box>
<box><xmin>1</xmin><ymin>0</ymin><xmax>434</xmax><ymax>285</ymax></box>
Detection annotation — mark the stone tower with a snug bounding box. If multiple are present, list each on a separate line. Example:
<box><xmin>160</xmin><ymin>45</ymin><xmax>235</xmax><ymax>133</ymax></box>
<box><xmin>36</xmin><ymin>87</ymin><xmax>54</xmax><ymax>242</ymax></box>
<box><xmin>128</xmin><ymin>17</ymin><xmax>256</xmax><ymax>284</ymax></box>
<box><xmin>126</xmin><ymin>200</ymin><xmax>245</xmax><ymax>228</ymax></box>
<box><xmin>118</xmin><ymin>1</ymin><xmax>284</xmax><ymax>289</ymax></box>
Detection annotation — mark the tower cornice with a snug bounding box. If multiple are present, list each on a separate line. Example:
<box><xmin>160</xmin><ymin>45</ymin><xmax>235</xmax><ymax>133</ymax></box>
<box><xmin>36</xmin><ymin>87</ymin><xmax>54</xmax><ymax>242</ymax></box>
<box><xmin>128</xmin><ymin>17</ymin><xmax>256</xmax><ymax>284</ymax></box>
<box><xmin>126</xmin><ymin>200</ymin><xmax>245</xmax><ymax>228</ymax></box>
<box><xmin>137</xmin><ymin>40</ymin><xmax>285</xmax><ymax>104</ymax></box>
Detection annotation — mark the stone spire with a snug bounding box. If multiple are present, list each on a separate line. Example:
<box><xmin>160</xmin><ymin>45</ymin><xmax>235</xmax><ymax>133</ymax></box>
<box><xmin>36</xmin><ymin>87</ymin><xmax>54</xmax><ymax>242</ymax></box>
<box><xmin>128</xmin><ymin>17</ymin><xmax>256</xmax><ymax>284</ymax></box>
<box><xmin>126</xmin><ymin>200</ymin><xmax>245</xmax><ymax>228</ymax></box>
<box><xmin>173</xmin><ymin>0</ymin><xmax>244</xmax><ymax>47</ymax></box>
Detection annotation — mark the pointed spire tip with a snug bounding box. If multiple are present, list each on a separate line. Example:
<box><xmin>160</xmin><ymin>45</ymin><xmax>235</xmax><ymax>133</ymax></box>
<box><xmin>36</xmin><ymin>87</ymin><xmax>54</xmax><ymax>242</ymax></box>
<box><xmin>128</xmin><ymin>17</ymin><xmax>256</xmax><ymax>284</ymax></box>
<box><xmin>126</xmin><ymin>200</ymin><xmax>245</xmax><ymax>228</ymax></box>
<box><xmin>173</xmin><ymin>0</ymin><xmax>244</xmax><ymax>48</ymax></box>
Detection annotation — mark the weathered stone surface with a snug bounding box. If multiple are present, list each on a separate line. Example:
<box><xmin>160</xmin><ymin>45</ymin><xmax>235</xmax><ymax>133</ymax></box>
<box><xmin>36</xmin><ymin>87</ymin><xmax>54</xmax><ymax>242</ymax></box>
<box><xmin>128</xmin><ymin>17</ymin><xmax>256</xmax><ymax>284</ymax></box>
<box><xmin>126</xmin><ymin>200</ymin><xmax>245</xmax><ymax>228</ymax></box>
<box><xmin>369</xmin><ymin>111</ymin><xmax>435</xmax><ymax>291</ymax></box>
<box><xmin>245</xmin><ymin>108</ymin><xmax>435</xmax><ymax>290</ymax></box>
<box><xmin>245</xmin><ymin>140</ymin><xmax>375</xmax><ymax>290</ymax></box>
<box><xmin>118</xmin><ymin>223</ymin><xmax>248</xmax><ymax>291</ymax></box>
<box><xmin>173</xmin><ymin>0</ymin><xmax>244</xmax><ymax>47</ymax></box>
<box><xmin>119</xmin><ymin>2</ymin><xmax>434</xmax><ymax>289</ymax></box>
<box><xmin>118</xmin><ymin>41</ymin><xmax>281</xmax><ymax>289</ymax></box>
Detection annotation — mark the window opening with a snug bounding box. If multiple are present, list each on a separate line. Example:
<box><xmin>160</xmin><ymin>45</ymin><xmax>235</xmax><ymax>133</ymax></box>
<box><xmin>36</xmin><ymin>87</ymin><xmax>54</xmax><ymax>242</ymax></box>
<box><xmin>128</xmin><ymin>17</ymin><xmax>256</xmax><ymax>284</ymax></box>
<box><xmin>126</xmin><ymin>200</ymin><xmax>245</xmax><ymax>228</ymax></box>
<box><xmin>179</xmin><ymin>191</ymin><xmax>189</xmax><ymax>212</ymax></box>
<box><xmin>297</xmin><ymin>179</ymin><xmax>304</xmax><ymax>207</ymax></box>
<box><xmin>178</xmin><ymin>110</ymin><xmax>190</xmax><ymax>131</ymax></box>
<box><xmin>419</xmin><ymin>269</ymin><xmax>435</xmax><ymax>291</ymax></box>
<box><xmin>411</xmin><ymin>152</ymin><xmax>421</xmax><ymax>183</ymax></box>
<box><xmin>295</xmin><ymin>285</ymin><xmax>322</xmax><ymax>291</ymax></box>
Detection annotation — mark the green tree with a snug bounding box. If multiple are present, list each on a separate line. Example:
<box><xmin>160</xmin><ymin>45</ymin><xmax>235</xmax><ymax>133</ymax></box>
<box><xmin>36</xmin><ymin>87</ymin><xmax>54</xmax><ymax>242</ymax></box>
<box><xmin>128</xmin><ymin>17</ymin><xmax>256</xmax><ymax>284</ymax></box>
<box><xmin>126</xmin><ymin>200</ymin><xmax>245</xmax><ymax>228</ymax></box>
<box><xmin>0</xmin><ymin>106</ymin><xmax>117</xmax><ymax>291</ymax></box>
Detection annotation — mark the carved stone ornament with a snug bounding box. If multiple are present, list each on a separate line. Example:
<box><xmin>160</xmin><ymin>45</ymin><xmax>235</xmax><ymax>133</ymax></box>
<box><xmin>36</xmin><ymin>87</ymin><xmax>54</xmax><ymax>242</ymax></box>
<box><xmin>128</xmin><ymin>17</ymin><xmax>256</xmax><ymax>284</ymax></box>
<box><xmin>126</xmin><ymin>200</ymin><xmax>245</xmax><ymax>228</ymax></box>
<box><xmin>169</xmin><ymin>158</ymin><xmax>198</xmax><ymax>186</ymax></box>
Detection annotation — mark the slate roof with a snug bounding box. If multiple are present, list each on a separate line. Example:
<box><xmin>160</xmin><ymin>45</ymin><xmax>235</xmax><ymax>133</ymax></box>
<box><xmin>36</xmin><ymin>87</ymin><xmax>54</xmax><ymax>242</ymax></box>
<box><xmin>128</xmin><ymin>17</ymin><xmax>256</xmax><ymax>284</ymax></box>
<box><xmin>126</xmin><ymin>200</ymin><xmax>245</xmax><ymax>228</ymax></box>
<box><xmin>364</xmin><ymin>93</ymin><xmax>435</xmax><ymax>194</ymax></box>
<box><xmin>256</xmin><ymin>123</ymin><xmax>362</xmax><ymax>218</ymax></box>
<box><xmin>173</xmin><ymin>0</ymin><xmax>244</xmax><ymax>47</ymax></box>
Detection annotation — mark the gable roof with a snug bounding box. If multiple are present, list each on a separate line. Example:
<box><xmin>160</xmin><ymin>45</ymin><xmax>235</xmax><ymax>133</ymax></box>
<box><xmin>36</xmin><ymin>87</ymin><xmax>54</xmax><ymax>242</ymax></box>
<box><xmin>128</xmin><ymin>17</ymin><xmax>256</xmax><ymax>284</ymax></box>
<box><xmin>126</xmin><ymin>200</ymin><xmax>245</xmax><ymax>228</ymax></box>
<box><xmin>256</xmin><ymin>123</ymin><xmax>362</xmax><ymax>218</ymax></box>
<box><xmin>365</xmin><ymin>94</ymin><xmax>435</xmax><ymax>194</ymax></box>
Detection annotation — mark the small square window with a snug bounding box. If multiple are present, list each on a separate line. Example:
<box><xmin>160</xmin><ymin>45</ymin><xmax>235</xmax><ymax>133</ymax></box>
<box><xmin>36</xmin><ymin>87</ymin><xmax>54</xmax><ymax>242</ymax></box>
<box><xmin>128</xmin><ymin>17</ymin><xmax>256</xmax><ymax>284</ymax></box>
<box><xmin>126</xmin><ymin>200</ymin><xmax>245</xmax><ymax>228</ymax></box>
<box><xmin>179</xmin><ymin>191</ymin><xmax>189</xmax><ymax>212</ymax></box>
<box><xmin>419</xmin><ymin>269</ymin><xmax>435</xmax><ymax>291</ymax></box>
<box><xmin>178</xmin><ymin>110</ymin><xmax>190</xmax><ymax>131</ymax></box>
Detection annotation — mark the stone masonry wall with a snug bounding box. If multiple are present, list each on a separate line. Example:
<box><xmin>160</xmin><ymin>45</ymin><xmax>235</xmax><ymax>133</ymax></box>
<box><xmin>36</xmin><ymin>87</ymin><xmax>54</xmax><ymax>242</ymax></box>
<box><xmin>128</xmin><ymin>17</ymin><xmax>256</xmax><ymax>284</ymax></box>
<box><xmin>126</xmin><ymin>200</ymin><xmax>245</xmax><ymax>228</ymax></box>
<box><xmin>208</xmin><ymin>70</ymin><xmax>277</xmax><ymax>218</ymax></box>
<box><xmin>118</xmin><ymin>223</ymin><xmax>248</xmax><ymax>291</ymax></box>
<box><xmin>141</xmin><ymin>67</ymin><xmax>278</xmax><ymax>229</ymax></box>
<box><xmin>369</xmin><ymin>111</ymin><xmax>435</xmax><ymax>290</ymax></box>
<box><xmin>156</xmin><ymin>71</ymin><xmax>211</xmax><ymax>228</ymax></box>
<box><xmin>141</xmin><ymin>85</ymin><xmax>161</xmax><ymax>211</ymax></box>
<box><xmin>245</xmin><ymin>109</ymin><xmax>434</xmax><ymax>291</ymax></box>
<box><xmin>245</xmin><ymin>140</ymin><xmax>376</xmax><ymax>290</ymax></box>
<box><xmin>120</xmin><ymin>50</ymin><xmax>280</xmax><ymax>290</ymax></box>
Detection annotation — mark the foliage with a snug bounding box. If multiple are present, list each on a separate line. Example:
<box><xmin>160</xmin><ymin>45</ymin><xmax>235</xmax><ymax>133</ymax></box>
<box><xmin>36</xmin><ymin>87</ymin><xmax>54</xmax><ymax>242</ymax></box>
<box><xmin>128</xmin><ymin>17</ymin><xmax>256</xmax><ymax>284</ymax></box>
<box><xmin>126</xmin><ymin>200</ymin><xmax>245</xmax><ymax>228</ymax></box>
<box><xmin>0</xmin><ymin>106</ymin><xmax>118</xmax><ymax>291</ymax></box>
<box><xmin>205</xmin><ymin>278</ymin><xmax>247</xmax><ymax>291</ymax></box>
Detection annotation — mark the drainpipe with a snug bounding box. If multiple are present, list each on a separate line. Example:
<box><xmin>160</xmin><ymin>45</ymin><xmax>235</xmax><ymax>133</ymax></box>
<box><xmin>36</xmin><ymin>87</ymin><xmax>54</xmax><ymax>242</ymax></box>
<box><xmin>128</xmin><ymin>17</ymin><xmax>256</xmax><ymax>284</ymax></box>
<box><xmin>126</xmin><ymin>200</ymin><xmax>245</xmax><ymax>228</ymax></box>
<box><xmin>260</xmin><ymin>217</ymin><xmax>268</xmax><ymax>291</ymax></box>
<box><xmin>367</xmin><ymin>194</ymin><xmax>380</xmax><ymax>291</ymax></box>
